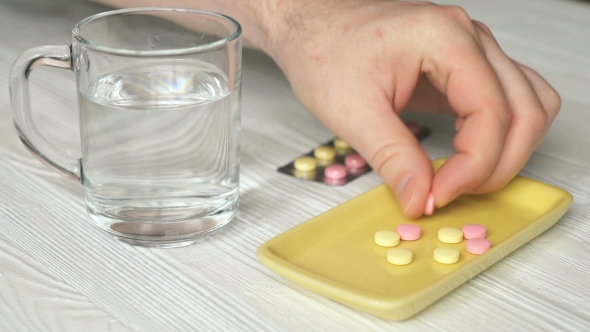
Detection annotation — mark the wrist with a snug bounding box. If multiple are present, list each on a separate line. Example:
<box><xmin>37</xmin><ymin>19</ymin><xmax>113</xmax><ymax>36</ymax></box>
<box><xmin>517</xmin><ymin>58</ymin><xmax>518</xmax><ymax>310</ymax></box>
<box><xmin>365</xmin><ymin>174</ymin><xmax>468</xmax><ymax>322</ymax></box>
<box><xmin>241</xmin><ymin>0</ymin><xmax>295</xmax><ymax>56</ymax></box>
<box><xmin>253</xmin><ymin>1</ymin><xmax>332</xmax><ymax>76</ymax></box>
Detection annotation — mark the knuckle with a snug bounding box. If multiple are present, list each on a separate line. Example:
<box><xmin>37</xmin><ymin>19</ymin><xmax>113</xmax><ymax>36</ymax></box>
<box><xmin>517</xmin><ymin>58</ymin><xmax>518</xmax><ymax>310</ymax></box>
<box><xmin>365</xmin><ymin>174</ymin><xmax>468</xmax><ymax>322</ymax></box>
<box><xmin>440</xmin><ymin>5</ymin><xmax>472</xmax><ymax>26</ymax></box>
<box><xmin>546</xmin><ymin>87</ymin><xmax>562</xmax><ymax>115</ymax></box>
<box><xmin>473</xmin><ymin>20</ymin><xmax>493</xmax><ymax>37</ymax></box>
<box><xmin>370</xmin><ymin>142</ymin><xmax>416</xmax><ymax>179</ymax></box>
<box><xmin>527</xmin><ymin>109</ymin><xmax>549</xmax><ymax>133</ymax></box>
<box><xmin>371</xmin><ymin>142</ymin><xmax>405</xmax><ymax>175</ymax></box>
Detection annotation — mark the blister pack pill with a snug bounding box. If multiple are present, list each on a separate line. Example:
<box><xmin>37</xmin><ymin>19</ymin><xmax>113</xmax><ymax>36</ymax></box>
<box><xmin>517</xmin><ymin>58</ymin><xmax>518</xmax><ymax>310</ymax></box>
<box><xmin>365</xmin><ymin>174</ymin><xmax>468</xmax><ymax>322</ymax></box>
<box><xmin>277</xmin><ymin>122</ymin><xmax>430</xmax><ymax>185</ymax></box>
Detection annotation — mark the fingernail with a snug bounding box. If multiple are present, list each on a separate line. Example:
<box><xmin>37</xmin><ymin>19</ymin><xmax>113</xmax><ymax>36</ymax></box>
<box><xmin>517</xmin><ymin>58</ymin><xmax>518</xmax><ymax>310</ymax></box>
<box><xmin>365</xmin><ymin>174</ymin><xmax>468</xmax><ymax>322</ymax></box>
<box><xmin>396</xmin><ymin>175</ymin><xmax>417</xmax><ymax>213</ymax></box>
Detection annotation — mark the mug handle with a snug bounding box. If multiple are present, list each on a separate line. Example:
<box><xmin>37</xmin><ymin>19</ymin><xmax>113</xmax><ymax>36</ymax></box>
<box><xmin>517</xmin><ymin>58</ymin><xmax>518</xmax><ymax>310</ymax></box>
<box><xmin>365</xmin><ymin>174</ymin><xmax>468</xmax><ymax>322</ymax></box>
<box><xmin>9</xmin><ymin>45</ymin><xmax>81</xmax><ymax>181</ymax></box>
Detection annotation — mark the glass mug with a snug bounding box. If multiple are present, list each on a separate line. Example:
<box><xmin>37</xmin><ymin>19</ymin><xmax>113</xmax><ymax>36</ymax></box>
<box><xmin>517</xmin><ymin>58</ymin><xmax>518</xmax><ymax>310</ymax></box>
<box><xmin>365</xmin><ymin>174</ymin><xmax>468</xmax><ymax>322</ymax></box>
<box><xmin>9</xmin><ymin>8</ymin><xmax>242</xmax><ymax>248</ymax></box>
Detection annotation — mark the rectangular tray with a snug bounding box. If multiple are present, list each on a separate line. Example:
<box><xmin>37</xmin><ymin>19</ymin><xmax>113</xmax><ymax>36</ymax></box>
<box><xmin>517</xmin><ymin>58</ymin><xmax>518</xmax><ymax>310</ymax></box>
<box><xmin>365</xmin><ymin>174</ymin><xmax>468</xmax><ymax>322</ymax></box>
<box><xmin>258</xmin><ymin>160</ymin><xmax>573</xmax><ymax>320</ymax></box>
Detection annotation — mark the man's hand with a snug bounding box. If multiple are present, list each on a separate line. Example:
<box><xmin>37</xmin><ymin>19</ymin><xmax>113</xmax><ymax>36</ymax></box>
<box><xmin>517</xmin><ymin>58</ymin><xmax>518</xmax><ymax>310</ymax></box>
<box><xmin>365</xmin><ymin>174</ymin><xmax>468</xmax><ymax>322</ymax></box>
<box><xmin>266</xmin><ymin>1</ymin><xmax>561</xmax><ymax>217</ymax></box>
<box><xmin>93</xmin><ymin>0</ymin><xmax>561</xmax><ymax>218</ymax></box>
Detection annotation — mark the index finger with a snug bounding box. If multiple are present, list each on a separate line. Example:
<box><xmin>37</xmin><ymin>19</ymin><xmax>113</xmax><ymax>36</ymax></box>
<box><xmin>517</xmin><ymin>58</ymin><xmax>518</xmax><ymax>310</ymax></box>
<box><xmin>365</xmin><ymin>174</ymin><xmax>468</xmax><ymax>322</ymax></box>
<box><xmin>422</xmin><ymin>30</ymin><xmax>512</xmax><ymax>207</ymax></box>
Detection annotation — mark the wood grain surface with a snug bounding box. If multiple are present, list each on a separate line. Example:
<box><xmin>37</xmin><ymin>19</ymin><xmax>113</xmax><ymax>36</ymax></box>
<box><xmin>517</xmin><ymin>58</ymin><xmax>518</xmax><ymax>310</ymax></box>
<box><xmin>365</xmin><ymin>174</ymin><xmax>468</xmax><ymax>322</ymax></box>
<box><xmin>0</xmin><ymin>0</ymin><xmax>589</xmax><ymax>330</ymax></box>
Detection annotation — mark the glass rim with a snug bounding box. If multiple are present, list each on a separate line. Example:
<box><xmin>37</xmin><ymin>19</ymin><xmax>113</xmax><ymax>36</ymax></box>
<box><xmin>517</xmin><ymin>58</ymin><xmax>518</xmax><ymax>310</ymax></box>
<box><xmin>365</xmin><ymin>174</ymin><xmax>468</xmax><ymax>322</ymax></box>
<box><xmin>72</xmin><ymin>7</ymin><xmax>242</xmax><ymax>56</ymax></box>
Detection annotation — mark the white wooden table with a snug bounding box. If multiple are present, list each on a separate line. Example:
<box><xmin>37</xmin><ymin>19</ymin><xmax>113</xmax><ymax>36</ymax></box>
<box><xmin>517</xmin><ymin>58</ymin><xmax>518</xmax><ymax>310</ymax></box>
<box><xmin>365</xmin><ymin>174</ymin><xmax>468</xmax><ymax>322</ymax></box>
<box><xmin>1</xmin><ymin>0</ymin><xmax>589</xmax><ymax>330</ymax></box>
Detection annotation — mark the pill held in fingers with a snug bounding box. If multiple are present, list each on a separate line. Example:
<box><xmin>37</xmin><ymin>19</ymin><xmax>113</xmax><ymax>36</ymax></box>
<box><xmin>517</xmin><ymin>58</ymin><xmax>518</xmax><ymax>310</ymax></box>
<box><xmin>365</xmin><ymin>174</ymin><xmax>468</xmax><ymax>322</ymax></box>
<box><xmin>424</xmin><ymin>192</ymin><xmax>435</xmax><ymax>216</ymax></box>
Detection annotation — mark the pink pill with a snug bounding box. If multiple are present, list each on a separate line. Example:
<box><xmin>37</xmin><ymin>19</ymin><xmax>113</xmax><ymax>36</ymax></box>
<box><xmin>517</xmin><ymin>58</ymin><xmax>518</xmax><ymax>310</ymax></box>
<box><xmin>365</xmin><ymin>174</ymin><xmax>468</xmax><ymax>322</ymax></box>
<box><xmin>406</xmin><ymin>122</ymin><xmax>421</xmax><ymax>136</ymax></box>
<box><xmin>466</xmin><ymin>238</ymin><xmax>492</xmax><ymax>255</ymax></box>
<box><xmin>345</xmin><ymin>154</ymin><xmax>366</xmax><ymax>169</ymax></box>
<box><xmin>396</xmin><ymin>224</ymin><xmax>421</xmax><ymax>241</ymax></box>
<box><xmin>424</xmin><ymin>192</ymin><xmax>435</xmax><ymax>216</ymax></box>
<box><xmin>324</xmin><ymin>177</ymin><xmax>346</xmax><ymax>186</ymax></box>
<box><xmin>324</xmin><ymin>164</ymin><xmax>347</xmax><ymax>179</ymax></box>
<box><xmin>348</xmin><ymin>167</ymin><xmax>365</xmax><ymax>176</ymax></box>
<box><xmin>462</xmin><ymin>224</ymin><xmax>487</xmax><ymax>239</ymax></box>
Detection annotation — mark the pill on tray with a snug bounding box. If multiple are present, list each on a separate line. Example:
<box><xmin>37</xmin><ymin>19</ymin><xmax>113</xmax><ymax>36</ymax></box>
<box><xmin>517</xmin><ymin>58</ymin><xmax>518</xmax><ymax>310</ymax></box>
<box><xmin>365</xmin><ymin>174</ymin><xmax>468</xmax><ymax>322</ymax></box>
<box><xmin>345</xmin><ymin>154</ymin><xmax>366</xmax><ymax>169</ymax></box>
<box><xmin>324</xmin><ymin>164</ymin><xmax>347</xmax><ymax>179</ymax></box>
<box><xmin>374</xmin><ymin>230</ymin><xmax>400</xmax><ymax>247</ymax></box>
<box><xmin>396</xmin><ymin>224</ymin><xmax>421</xmax><ymax>241</ymax></box>
<box><xmin>387</xmin><ymin>248</ymin><xmax>413</xmax><ymax>265</ymax></box>
<box><xmin>424</xmin><ymin>192</ymin><xmax>435</xmax><ymax>216</ymax></box>
<box><xmin>466</xmin><ymin>238</ymin><xmax>492</xmax><ymax>255</ymax></box>
<box><xmin>462</xmin><ymin>224</ymin><xmax>487</xmax><ymax>239</ymax></box>
<box><xmin>294</xmin><ymin>156</ymin><xmax>316</xmax><ymax>172</ymax></box>
<box><xmin>433</xmin><ymin>247</ymin><xmax>460</xmax><ymax>264</ymax></box>
<box><xmin>438</xmin><ymin>227</ymin><xmax>463</xmax><ymax>244</ymax></box>
<box><xmin>333</xmin><ymin>138</ymin><xmax>351</xmax><ymax>150</ymax></box>
<box><xmin>314</xmin><ymin>146</ymin><xmax>336</xmax><ymax>161</ymax></box>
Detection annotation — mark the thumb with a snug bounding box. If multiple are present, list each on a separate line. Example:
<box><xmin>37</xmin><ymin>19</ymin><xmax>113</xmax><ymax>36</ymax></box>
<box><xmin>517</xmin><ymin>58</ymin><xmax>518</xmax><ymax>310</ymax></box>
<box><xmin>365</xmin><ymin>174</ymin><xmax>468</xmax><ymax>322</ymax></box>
<box><xmin>330</xmin><ymin>93</ymin><xmax>433</xmax><ymax>218</ymax></box>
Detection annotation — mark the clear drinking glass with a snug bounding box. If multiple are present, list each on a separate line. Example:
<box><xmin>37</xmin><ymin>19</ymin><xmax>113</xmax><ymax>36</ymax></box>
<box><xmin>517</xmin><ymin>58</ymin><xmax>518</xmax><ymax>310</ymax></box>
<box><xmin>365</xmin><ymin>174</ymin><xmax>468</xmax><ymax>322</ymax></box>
<box><xmin>9</xmin><ymin>8</ymin><xmax>242</xmax><ymax>248</ymax></box>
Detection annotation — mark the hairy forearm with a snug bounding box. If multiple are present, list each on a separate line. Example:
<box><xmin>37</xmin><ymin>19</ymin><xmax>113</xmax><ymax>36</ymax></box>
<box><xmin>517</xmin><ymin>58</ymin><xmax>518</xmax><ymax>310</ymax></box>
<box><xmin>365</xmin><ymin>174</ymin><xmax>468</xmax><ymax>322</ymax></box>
<box><xmin>90</xmin><ymin>0</ymin><xmax>286</xmax><ymax>54</ymax></box>
<box><xmin>91</xmin><ymin>0</ymin><xmax>339</xmax><ymax>78</ymax></box>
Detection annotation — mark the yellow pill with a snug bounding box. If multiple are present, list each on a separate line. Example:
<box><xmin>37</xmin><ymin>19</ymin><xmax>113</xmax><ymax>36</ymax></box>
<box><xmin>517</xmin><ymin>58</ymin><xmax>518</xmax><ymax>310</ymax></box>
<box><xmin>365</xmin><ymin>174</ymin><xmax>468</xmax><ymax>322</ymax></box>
<box><xmin>293</xmin><ymin>169</ymin><xmax>316</xmax><ymax>180</ymax></box>
<box><xmin>333</xmin><ymin>138</ymin><xmax>351</xmax><ymax>150</ymax></box>
<box><xmin>387</xmin><ymin>248</ymin><xmax>413</xmax><ymax>266</ymax></box>
<box><xmin>438</xmin><ymin>227</ymin><xmax>464</xmax><ymax>244</ymax></box>
<box><xmin>433</xmin><ymin>247</ymin><xmax>460</xmax><ymax>264</ymax></box>
<box><xmin>294</xmin><ymin>156</ymin><xmax>316</xmax><ymax>172</ymax></box>
<box><xmin>314</xmin><ymin>146</ymin><xmax>336</xmax><ymax>161</ymax></box>
<box><xmin>374</xmin><ymin>230</ymin><xmax>400</xmax><ymax>247</ymax></box>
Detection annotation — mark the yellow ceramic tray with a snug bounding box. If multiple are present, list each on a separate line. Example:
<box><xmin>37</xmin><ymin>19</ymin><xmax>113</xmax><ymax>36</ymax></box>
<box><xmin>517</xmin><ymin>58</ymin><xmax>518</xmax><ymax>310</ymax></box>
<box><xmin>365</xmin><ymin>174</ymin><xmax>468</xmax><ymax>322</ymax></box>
<box><xmin>257</xmin><ymin>160</ymin><xmax>573</xmax><ymax>320</ymax></box>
